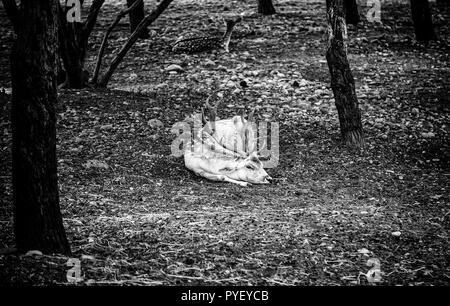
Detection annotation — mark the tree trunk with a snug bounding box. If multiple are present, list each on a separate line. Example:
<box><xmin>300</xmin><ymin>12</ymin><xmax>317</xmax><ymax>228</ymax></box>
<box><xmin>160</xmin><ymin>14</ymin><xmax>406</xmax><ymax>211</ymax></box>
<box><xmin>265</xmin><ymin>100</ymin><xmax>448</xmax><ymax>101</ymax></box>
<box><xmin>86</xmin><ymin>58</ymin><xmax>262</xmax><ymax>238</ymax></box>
<box><xmin>58</xmin><ymin>18</ymin><xmax>90</xmax><ymax>88</ymax></box>
<box><xmin>56</xmin><ymin>46</ymin><xmax>67</xmax><ymax>85</ymax></box>
<box><xmin>344</xmin><ymin>0</ymin><xmax>360</xmax><ymax>25</ymax></box>
<box><xmin>410</xmin><ymin>0</ymin><xmax>437</xmax><ymax>41</ymax></box>
<box><xmin>10</xmin><ymin>0</ymin><xmax>71</xmax><ymax>254</ymax></box>
<box><xmin>127</xmin><ymin>0</ymin><xmax>149</xmax><ymax>38</ymax></box>
<box><xmin>257</xmin><ymin>0</ymin><xmax>276</xmax><ymax>15</ymax></box>
<box><xmin>58</xmin><ymin>0</ymin><xmax>105</xmax><ymax>88</ymax></box>
<box><xmin>1</xmin><ymin>0</ymin><xmax>20</xmax><ymax>33</ymax></box>
<box><xmin>325</xmin><ymin>0</ymin><xmax>364</xmax><ymax>148</ymax></box>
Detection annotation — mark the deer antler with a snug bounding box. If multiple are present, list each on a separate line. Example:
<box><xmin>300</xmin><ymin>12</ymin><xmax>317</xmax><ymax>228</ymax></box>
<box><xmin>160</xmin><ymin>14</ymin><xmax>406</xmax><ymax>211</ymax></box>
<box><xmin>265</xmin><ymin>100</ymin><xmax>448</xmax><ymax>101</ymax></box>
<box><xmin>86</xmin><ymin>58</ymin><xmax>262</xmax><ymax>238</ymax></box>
<box><xmin>201</xmin><ymin>95</ymin><xmax>211</xmax><ymax>126</ymax></box>
<box><xmin>239</xmin><ymin>107</ymin><xmax>256</xmax><ymax>123</ymax></box>
<box><xmin>238</xmin><ymin>107</ymin><xmax>258</xmax><ymax>154</ymax></box>
<box><xmin>256</xmin><ymin>137</ymin><xmax>267</xmax><ymax>154</ymax></box>
<box><xmin>247</xmin><ymin>107</ymin><xmax>255</xmax><ymax>122</ymax></box>
<box><xmin>201</xmin><ymin>93</ymin><xmax>221</xmax><ymax>133</ymax></box>
<box><xmin>201</xmin><ymin>129</ymin><xmax>246</xmax><ymax>159</ymax></box>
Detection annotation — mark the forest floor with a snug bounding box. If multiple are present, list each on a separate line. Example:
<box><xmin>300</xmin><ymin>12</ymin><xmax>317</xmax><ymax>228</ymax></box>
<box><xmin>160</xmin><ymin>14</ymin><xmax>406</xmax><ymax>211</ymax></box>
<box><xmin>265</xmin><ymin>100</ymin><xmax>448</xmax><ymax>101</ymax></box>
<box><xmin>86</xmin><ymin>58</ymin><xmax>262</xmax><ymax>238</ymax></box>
<box><xmin>0</xmin><ymin>0</ymin><xmax>449</xmax><ymax>285</ymax></box>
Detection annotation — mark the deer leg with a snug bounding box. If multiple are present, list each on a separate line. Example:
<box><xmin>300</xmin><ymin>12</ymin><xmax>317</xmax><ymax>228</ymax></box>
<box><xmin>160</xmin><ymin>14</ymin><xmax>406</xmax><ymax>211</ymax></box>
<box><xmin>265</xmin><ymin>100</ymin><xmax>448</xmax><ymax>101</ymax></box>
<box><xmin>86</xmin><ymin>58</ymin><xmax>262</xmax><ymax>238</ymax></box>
<box><xmin>222</xmin><ymin>176</ymin><xmax>250</xmax><ymax>187</ymax></box>
<box><xmin>196</xmin><ymin>170</ymin><xmax>248</xmax><ymax>187</ymax></box>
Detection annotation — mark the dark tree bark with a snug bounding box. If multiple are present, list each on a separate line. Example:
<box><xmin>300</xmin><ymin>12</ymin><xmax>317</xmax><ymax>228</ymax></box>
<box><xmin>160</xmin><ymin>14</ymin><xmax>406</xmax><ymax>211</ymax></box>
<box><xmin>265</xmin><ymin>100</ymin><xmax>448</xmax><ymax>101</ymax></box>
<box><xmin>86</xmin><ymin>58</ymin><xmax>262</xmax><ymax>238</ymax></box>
<box><xmin>9</xmin><ymin>0</ymin><xmax>71</xmax><ymax>254</ymax></box>
<box><xmin>1</xmin><ymin>0</ymin><xmax>20</xmax><ymax>32</ymax></box>
<box><xmin>98</xmin><ymin>0</ymin><xmax>174</xmax><ymax>87</ymax></box>
<box><xmin>58</xmin><ymin>16</ymin><xmax>89</xmax><ymax>88</ymax></box>
<box><xmin>325</xmin><ymin>0</ymin><xmax>364</xmax><ymax>148</ymax></box>
<box><xmin>344</xmin><ymin>0</ymin><xmax>360</xmax><ymax>25</ymax></box>
<box><xmin>127</xmin><ymin>0</ymin><xmax>149</xmax><ymax>38</ymax></box>
<box><xmin>257</xmin><ymin>0</ymin><xmax>276</xmax><ymax>15</ymax></box>
<box><xmin>410</xmin><ymin>0</ymin><xmax>437</xmax><ymax>41</ymax></box>
<box><xmin>58</xmin><ymin>0</ymin><xmax>105</xmax><ymax>88</ymax></box>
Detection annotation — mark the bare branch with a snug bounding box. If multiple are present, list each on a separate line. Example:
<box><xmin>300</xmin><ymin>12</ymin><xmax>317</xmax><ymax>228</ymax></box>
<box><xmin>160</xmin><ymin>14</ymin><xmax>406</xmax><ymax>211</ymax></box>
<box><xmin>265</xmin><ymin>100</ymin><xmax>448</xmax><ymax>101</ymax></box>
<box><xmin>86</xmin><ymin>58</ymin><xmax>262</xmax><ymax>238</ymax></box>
<box><xmin>120</xmin><ymin>0</ymin><xmax>144</xmax><ymax>18</ymax></box>
<box><xmin>98</xmin><ymin>0</ymin><xmax>175</xmax><ymax>87</ymax></box>
<box><xmin>92</xmin><ymin>0</ymin><xmax>143</xmax><ymax>84</ymax></box>
<box><xmin>83</xmin><ymin>0</ymin><xmax>105</xmax><ymax>39</ymax></box>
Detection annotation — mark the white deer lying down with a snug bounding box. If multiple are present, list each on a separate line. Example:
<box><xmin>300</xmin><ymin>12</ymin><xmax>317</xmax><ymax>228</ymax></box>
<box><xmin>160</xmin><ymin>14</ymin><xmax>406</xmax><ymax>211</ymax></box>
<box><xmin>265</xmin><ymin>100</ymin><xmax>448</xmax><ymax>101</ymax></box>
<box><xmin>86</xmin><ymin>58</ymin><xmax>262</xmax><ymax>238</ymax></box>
<box><xmin>184</xmin><ymin>99</ymin><xmax>272</xmax><ymax>187</ymax></box>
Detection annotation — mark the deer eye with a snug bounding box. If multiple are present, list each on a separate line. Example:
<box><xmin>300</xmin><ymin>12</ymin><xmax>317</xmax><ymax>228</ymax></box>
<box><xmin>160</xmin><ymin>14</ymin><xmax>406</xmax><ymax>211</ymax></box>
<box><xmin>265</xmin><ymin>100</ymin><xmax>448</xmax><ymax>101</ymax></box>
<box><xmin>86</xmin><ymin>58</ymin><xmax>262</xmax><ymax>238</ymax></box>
<box><xmin>245</xmin><ymin>165</ymin><xmax>253</xmax><ymax>170</ymax></box>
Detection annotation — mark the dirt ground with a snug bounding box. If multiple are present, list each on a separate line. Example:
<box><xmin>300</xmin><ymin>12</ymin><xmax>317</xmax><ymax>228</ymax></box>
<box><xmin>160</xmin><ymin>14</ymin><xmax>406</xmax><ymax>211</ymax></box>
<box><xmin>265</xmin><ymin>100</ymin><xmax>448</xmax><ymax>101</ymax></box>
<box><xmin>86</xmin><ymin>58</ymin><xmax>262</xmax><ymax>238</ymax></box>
<box><xmin>0</xmin><ymin>0</ymin><xmax>449</xmax><ymax>285</ymax></box>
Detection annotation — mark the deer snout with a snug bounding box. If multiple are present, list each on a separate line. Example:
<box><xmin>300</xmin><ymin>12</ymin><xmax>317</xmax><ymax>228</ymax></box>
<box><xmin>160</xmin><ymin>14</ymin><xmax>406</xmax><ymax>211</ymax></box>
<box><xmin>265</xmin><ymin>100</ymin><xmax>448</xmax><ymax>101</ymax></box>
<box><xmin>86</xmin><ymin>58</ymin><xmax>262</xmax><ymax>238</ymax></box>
<box><xmin>264</xmin><ymin>175</ymin><xmax>273</xmax><ymax>184</ymax></box>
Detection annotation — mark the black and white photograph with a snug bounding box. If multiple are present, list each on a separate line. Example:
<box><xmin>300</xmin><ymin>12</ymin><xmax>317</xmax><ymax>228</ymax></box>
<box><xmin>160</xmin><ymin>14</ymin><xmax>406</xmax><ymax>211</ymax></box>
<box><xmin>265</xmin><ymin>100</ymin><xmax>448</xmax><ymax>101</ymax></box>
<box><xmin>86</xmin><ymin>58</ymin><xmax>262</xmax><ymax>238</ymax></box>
<box><xmin>0</xmin><ymin>0</ymin><xmax>448</xmax><ymax>297</ymax></box>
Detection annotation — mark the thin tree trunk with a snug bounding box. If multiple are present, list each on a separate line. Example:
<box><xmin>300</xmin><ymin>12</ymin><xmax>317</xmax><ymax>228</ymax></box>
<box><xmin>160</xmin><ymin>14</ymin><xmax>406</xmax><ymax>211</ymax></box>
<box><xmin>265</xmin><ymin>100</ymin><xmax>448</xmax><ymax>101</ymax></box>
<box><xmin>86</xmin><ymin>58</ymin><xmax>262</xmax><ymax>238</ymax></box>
<box><xmin>325</xmin><ymin>0</ymin><xmax>364</xmax><ymax>148</ymax></box>
<box><xmin>58</xmin><ymin>17</ymin><xmax>89</xmax><ymax>88</ymax></box>
<box><xmin>92</xmin><ymin>0</ymin><xmax>144</xmax><ymax>84</ymax></box>
<box><xmin>98</xmin><ymin>0</ymin><xmax>174</xmax><ymax>87</ymax></box>
<box><xmin>127</xmin><ymin>0</ymin><xmax>149</xmax><ymax>38</ymax></box>
<box><xmin>10</xmin><ymin>0</ymin><xmax>71</xmax><ymax>254</ymax></box>
<box><xmin>257</xmin><ymin>0</ymin><xmax>276</xmax><ymax>15</ymax></box>
<box><xmin>344</xmin><ymin>0</ymin><xmax>360</xmax><ymax>25</ymax></box>
<box><xmin>410</xmin><ymin>0</ymin><xmax>436</xmax><ymax>41</ymax></box>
